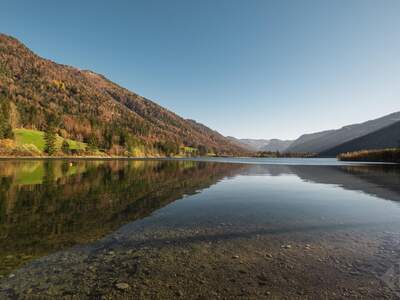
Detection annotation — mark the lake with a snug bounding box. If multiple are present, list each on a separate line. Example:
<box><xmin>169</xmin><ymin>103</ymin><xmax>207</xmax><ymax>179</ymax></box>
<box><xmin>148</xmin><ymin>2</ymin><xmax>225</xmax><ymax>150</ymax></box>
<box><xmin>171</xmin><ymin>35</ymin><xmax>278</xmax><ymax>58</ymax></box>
<box><xmin>1</xmin><ymin>158</ymin><xmax>400</xmax><ymax>298</ymax></box>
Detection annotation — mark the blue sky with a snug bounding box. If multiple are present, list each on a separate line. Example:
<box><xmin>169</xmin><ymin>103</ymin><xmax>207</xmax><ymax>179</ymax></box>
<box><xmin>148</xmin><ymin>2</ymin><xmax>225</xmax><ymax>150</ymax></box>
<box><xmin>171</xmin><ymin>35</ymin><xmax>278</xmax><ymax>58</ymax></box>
<box><xmin>1</xmin><ymin>0</ymin><xmax>399</xmax><ymax>139</ymax></box>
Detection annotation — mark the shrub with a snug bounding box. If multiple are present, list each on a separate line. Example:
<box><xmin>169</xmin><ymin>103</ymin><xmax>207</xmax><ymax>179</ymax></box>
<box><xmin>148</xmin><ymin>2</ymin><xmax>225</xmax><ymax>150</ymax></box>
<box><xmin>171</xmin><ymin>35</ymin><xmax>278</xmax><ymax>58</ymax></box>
<box><xmin>0</xmin><ymin>139</ymin><xmax>16</xmax><ymax>154</ymax></box>
<box><xmin>0</xmin><ymin>140</ymin><xmax>42</xmax><ymax>156</ymax></box>
<box><xmin>13</xmin><ymin>144</ymin><xmax>42</xmax><ymax>156</ymax></box>
<box><xmin>338</xmin><ymin>148</ymin><xmax>400</xmax><ymax>163</ymax></box>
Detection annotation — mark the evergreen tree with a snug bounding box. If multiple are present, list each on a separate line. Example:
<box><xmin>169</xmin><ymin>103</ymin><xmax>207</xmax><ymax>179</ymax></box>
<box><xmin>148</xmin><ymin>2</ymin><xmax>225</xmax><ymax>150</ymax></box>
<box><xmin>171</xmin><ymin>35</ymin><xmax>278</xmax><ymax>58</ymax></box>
<box><xmin>44</xmin><ymin>125</ymin><xmax>57</xmax><ymax>155</ymax></box>
<box><xmin>85</xmin><ymin>134</ymin><xmax>98</xmax><ymax>152</ymax></box>
<box><xmin>0</xmin><ymin>120</ymin><xmax>13</xmax><ymax>139</ymax></box>
<box><xmin>0</xmin><ymin>98</ymin><xmax>14</xmax><ymax>139</ymax></box>
<box><xmin>198</xmin><ymin>145</ymin><xmax>208</xmax><ymax>156</ymax></box>
<box><xmin>156</xmin><ymin>141</ymin><xmax>180</xmax><ymax>156</ymax></box>
<box><xmin>103</xmin><ymin>127</ymin><xmax>114</xmax><ymax>150</ymax></box>
<box><xmin>61</xmin><ymin>140</ymin><xmax>70</xmax><ymax>154</ymax></box>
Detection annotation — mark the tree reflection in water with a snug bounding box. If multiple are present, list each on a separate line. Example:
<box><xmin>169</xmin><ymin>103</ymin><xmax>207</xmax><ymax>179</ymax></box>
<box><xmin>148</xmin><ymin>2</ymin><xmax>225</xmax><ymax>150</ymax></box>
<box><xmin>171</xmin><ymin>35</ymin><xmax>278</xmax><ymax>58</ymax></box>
<box><xmin>0</xmin><ymin>160</ymin><xmax>244</xmax><ymax>276</ymax></box>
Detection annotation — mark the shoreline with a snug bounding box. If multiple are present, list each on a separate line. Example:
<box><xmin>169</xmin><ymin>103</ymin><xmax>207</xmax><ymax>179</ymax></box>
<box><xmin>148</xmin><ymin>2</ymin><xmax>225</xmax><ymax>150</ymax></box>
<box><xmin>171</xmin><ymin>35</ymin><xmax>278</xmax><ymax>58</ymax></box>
<box><xmin>0</xmin><ymin>155</ymin><xmax>225</xmax><ymax>161</ymax></box>
<box><xmin>0</xmin><ymin>156</ymin><xmax>398</xmax><ymax>166</ymax></box>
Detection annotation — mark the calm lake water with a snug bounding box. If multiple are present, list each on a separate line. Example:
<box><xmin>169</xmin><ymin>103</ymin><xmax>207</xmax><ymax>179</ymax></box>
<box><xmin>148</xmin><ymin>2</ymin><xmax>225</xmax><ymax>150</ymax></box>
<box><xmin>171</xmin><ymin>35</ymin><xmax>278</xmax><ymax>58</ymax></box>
<box><xmin>1</xmin><ymin>158</ymin><xmax>400</xmax><ymax>298</ymax></box>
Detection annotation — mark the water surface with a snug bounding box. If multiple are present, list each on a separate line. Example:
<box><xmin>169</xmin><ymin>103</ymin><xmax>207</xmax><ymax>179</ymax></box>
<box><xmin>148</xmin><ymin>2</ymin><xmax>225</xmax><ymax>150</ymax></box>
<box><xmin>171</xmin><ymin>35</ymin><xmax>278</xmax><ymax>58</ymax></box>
<box><xmin>1</xmin><ymin>159</ymin><xmax>400</xmax><ymax>298</ymax></box>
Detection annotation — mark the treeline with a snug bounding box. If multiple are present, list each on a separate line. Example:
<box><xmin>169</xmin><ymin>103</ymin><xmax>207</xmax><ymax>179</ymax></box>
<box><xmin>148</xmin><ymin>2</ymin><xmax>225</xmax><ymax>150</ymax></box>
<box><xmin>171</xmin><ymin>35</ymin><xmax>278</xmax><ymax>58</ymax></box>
<box><xmin>0</xmin><ymin>91</ymin><xmax>214</xmax><ymax>157</ymax></box>
<box><xmin>0</xmin><ymin>86</ymin><xmax>152</xmax><ymax>155</ymax></box>
<box><xmin>255</xmin><ymin>151</ymin><xmax>317</xmax><ymax>158</ymax></box>
<box><xmin>338</xmin><ymin>149</ymin><xmax>400</xmax><ymax>163</ymax></box>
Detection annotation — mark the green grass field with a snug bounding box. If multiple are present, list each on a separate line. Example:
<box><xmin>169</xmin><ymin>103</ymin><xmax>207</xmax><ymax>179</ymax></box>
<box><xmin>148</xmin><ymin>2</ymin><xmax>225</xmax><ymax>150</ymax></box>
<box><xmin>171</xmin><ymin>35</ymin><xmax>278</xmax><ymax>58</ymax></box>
<box><xmin>181</xmin><ymin>146</ymin><xmax>198</xmax><ymax>153</ymax></box>
<box><xmin>14</xmin><ymin>128</ymin><xmax>87</xmax><ymax>152</ymax></box>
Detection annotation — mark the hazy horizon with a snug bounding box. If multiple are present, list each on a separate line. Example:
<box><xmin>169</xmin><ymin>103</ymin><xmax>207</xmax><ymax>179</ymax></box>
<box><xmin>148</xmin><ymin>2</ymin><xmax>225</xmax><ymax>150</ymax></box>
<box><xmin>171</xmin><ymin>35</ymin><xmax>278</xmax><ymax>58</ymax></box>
<box><xmin>1</xmin><ymin>0</ymin><xmax>399</xmax><ymax>140</ymax></box>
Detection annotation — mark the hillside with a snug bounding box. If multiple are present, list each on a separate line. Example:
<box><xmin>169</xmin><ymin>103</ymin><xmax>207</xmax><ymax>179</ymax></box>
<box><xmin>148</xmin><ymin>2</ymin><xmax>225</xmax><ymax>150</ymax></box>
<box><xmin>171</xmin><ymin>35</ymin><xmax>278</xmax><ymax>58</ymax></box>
<box><xmin>227</xmin><ymin>137</ymin><xmax>293</xmax><ymax>152</ymax></box>
<box><xmin>320</xmin><ymin>121</ymin><xmax>400</xmax><ymax>157</ymax></box>
<box><xmin>285</xmin><ymin>111</ymin><xmax>400</xmax><ymax>154</ymax></box>
<box><xmin>286</xmin><ymin>130</ymin><xmax>334</xmax><ymax>152</ymax></box>
<box><xmin>0</xmin><ymin>33</ymin><xmax>244</xmax><ymax>156</ymax></box>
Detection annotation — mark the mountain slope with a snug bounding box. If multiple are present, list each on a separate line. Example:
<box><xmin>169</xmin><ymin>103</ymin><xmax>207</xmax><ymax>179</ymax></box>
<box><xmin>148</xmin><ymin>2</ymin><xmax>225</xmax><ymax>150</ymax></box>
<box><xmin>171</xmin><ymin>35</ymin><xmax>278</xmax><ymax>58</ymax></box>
<box><xmin>320</xmin><ymin>121</ymin><xmax>400</xmax><ymax>157</ymax></box>
<box><xmin>286</xmin><ymin>112</ymin><xmax>400</xmax><ymax>154</ymax></box>
<box><xmin>227</xmin><ymin>137</ymin><xmax>293</xmax><ymax>152</ymax></box>
<box><xmin>0</xmin><ymin>33</ymin><xmax>243</xmax><ymax>156</ymax></box>
<box><xmin>260</xmin><ymin>139</ymin><xmax>293</xmax><ymax>152</ymax></box>
<box><xmin>286</xmin><ymin>130</ymin><xmax>334</xmax><ymax>151</ymax></box>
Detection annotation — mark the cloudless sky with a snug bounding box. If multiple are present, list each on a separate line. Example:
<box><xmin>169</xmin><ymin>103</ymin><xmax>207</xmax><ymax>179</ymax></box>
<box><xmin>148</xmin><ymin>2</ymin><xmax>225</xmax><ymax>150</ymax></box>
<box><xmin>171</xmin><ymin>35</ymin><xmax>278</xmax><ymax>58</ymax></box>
<box><xmin>1</xmin><ymin>0</ymin><xmax>399</xmax><ymax>139</ymax></box>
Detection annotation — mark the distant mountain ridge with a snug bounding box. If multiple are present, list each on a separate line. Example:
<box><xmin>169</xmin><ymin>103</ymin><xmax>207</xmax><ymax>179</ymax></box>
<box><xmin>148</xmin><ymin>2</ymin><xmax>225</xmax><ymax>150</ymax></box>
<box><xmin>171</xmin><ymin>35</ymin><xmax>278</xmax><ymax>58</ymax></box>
<box><xmin>320</xmin><ymin>120</ymin><xmax>400</xmax><ymax>156</ymax></box>
<box><xmin>228</xmin><ymin>137</ymin><xmax>293</xmax><ymax>152</ymax></box>
<box><xmin>285</xmin><ymin>111</ymin><xmax>400</xmax><ymax>154</ymax></box>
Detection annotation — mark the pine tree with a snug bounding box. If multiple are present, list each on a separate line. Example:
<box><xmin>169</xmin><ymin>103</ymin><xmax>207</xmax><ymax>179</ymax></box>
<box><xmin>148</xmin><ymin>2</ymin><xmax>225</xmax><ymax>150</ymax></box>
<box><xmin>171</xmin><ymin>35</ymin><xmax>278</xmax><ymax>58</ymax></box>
<box><xmin>44</xmin><ymin>126</ymin><xmax>57</xmax><ymax>155</ymax></box>
<box><xmin>0</xmin><ymin>98</ymin><xmax>14</xmax><ymax>139</ymax></box>
<box><xmin>198</xmin><ymin>145</ymin><xmax>208</xmax><ymax>156</ymax></box>
<box><xmin>61</xmin><ymin>140</ymin><xmax>70</xmax><ymax>154</ymax></box>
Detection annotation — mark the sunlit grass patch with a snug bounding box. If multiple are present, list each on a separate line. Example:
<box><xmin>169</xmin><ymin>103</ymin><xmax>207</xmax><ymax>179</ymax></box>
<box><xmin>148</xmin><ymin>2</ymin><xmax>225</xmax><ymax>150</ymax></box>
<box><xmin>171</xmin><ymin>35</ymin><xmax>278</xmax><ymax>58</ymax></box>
<box><xmin>14</xmin><ymin>128</ymin><xmax>86</xmax><ymax>152</ymax></box>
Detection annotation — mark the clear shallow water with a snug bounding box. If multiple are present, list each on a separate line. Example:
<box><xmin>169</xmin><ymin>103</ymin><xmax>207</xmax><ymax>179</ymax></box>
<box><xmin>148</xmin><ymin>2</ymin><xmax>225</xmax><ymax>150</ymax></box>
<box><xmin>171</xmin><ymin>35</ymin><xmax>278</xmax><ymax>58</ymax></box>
<box><xmin>1</xmin><ymin>158</ymin><xmax>400</xmax><ymax>277</ymax></box>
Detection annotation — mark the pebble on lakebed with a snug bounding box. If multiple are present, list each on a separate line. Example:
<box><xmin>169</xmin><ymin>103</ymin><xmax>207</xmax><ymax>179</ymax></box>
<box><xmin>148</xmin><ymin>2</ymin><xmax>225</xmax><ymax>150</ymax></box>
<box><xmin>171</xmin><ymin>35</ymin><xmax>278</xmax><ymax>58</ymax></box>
<box><xmin>115</xmin><ymin>282</ymin><xmax>130</xmax><ymax>290</ymax></box>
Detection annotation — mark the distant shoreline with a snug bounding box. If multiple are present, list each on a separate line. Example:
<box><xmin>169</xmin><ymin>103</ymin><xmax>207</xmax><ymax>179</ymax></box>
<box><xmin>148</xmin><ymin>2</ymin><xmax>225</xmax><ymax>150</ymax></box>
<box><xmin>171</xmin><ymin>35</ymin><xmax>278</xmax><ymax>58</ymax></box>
<box><xmin>1</xmin><ymin>156</ymin><xmax>397</xmax><ymax>166</ymax></box>
<box><xmin>0</xmin><ymin>155</ymin><xmax>232</xmax><ymax>161</ymax></box>
<box><xmin>338</xmin><ymin>148</ymin><xmax>400</xmax><ymax>164</ymax></box>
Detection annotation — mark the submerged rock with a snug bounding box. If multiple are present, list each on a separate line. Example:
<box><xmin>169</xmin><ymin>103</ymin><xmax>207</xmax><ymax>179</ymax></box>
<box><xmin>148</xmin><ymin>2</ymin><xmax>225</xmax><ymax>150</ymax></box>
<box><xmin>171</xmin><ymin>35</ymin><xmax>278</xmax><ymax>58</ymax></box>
<box><xmin>115</xmin><ymin>282</ymin><xmax>130</xmax><ymax>290</ymax></box>
<box><xmin>281</xmin><ymin>245</ymin><xmax>292</xmax><ymax>249</ymax></box>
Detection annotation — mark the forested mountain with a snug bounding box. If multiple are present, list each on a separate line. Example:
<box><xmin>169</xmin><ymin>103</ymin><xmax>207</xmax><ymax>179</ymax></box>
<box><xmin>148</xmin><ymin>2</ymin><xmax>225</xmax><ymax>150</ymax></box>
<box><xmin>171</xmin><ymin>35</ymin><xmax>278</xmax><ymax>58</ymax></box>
<box><xmin>320</xmin><ymin>120</ymin><xmax>400</xmax><ymax>157</ymax></box>
<box><xmin>285</xmin><ymin>111</ymin><xmax>400</xmax><ymax>154</ymax></box>
<box><xmin>0</xmin><ymin>34</ymin><xmax>244</xmax><ymax>156</ymax></box>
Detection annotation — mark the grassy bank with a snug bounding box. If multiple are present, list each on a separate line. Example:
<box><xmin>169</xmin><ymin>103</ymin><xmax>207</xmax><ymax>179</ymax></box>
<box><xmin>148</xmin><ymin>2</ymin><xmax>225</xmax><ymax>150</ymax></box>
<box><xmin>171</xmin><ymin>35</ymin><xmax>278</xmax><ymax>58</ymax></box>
<box><xmin>14</xmin><ymin>128</ymin><xmax>86</xmax><ymax>152</ymax></box>
<box><xmin>0</xmin><ymin>129</ymin><xmax>214</xmax><ymax>158</ymax></box>
<box><xmin>338</xmin><ymin>148</ymin><xmax>400</xmax><ymax>163</ymax></box>
<box><xmin>0</xmin><ymin>128</ymin><xmax>89</xmax><ymax>157</ymax></box>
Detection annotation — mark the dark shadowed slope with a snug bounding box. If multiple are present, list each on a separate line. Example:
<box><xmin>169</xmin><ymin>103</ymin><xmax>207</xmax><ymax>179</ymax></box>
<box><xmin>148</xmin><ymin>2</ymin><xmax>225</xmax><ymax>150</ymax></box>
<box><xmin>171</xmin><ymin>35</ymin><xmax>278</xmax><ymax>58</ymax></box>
<box><xmin>320</xmin><ymin>121</ymin><xmax>400</xmax><ymax>157</ymax></box>
<box><xmin>286</xmin><ymin>112</ymin><xmax>400</xmax><ymax>154</ymax></box>
<box><xmin>285</xmin><ymin>130</ymin><xmax>334</xmax><ymax>152</ymax></box>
